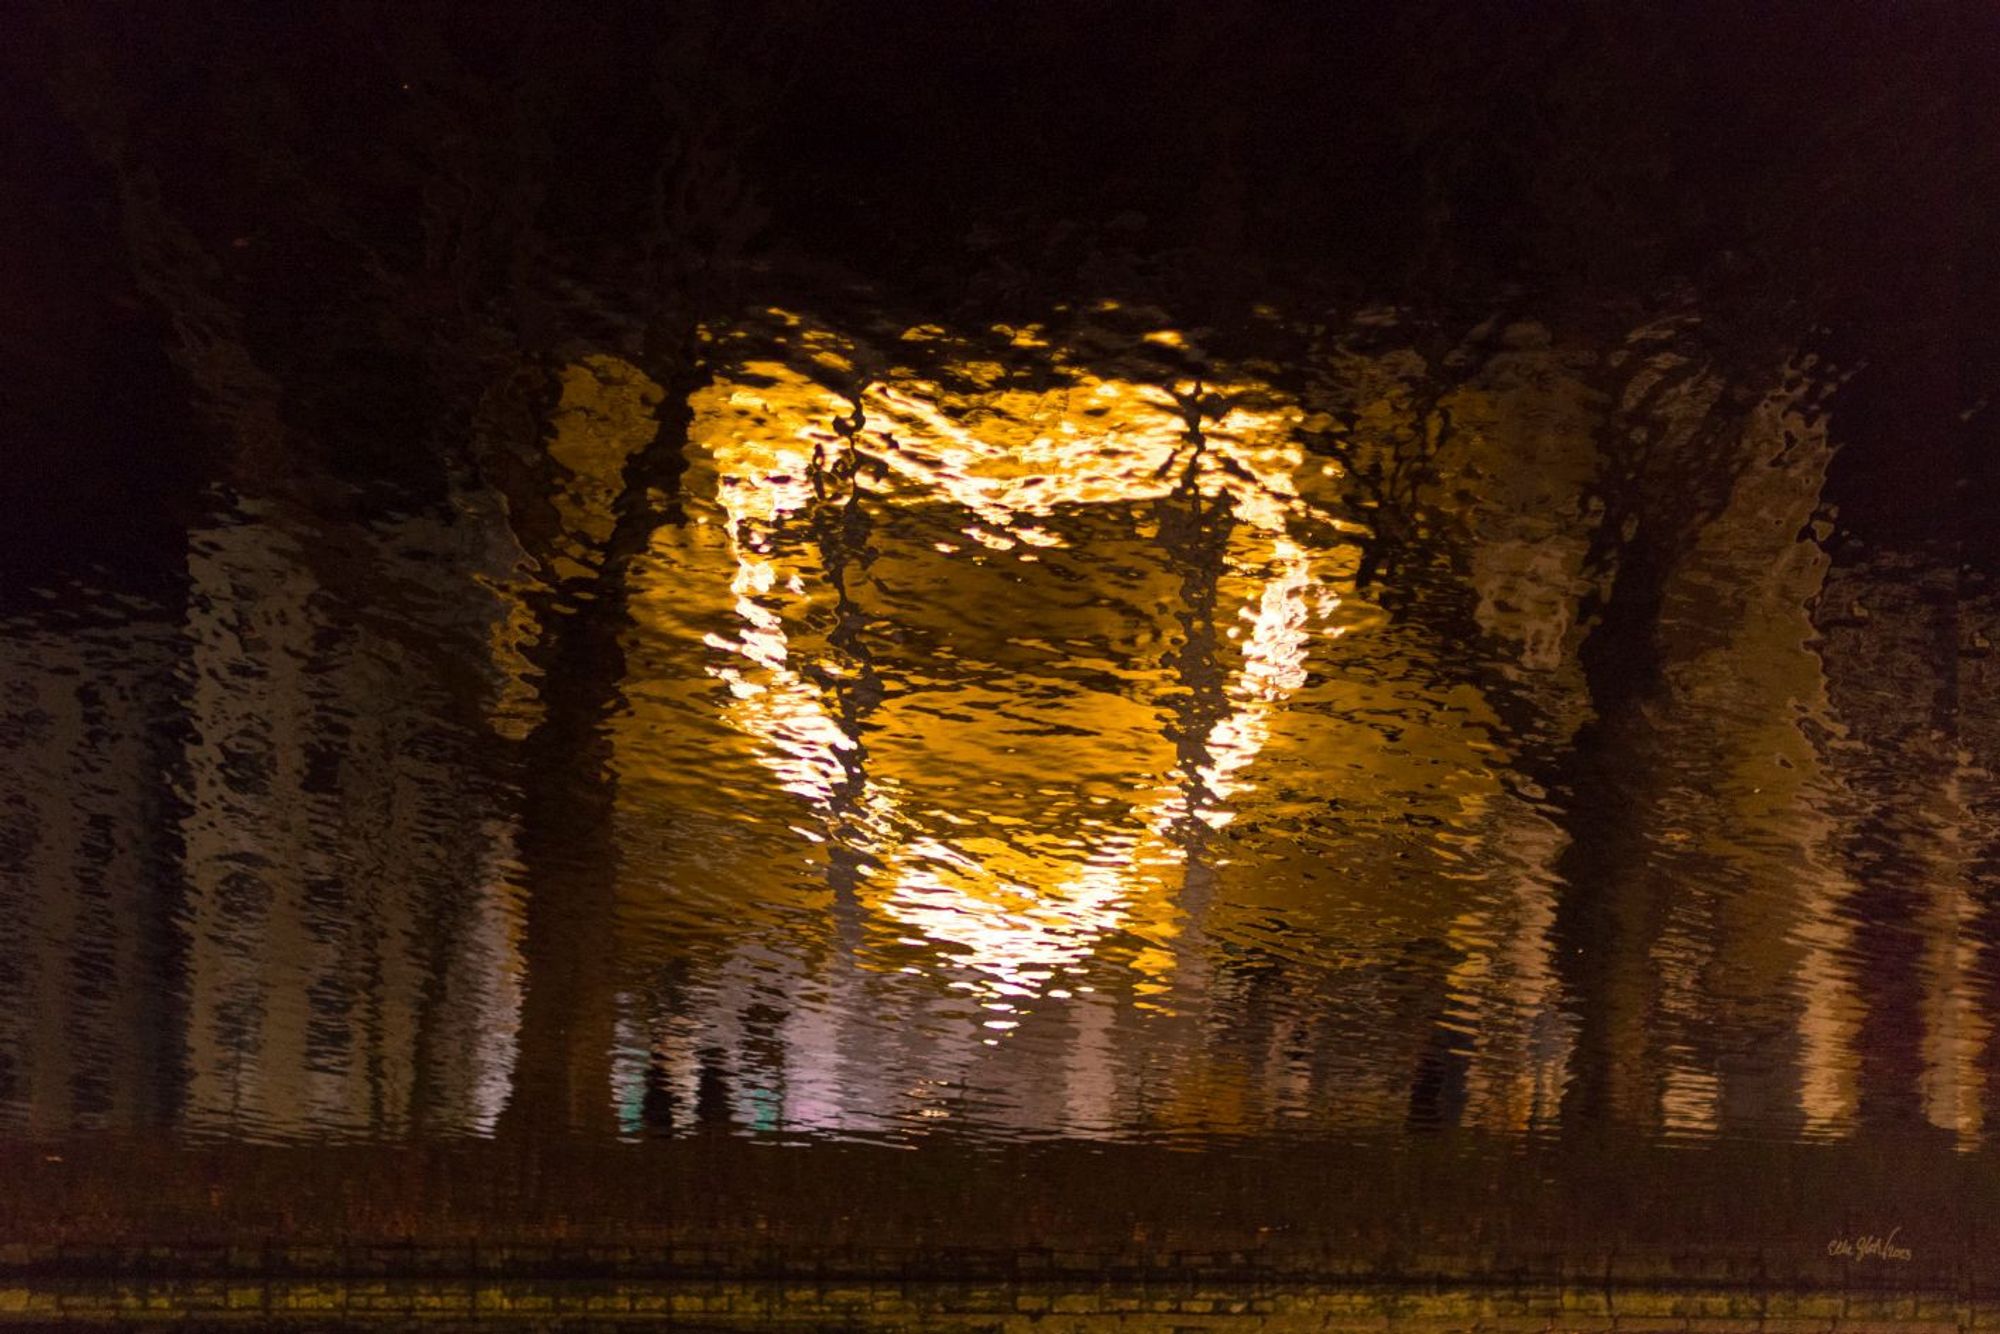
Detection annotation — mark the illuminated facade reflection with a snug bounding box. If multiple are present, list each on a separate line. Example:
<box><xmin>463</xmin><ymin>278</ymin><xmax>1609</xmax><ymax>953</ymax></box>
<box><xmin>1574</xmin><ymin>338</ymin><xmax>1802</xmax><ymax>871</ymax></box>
<box><xmin>5</xmin><ymin>301</ymin><xmax>1997</xmax><ymax>1152</ymax></box>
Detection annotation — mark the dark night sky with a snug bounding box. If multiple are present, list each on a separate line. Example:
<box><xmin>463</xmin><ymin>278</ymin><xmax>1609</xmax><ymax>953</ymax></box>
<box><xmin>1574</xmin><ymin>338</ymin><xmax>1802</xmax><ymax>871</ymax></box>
<box><xmin>0</xmin><ymin>0</ymin><xmax>1994</xmax><ymax>576</ymax></box>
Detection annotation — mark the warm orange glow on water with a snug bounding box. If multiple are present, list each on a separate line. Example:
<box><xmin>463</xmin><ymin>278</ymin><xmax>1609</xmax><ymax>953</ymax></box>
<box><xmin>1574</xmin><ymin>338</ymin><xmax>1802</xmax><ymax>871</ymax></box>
<box><xmin>5</xmin><ymin>297</ymin><xmax>1977</xmax><ymax>1152</ymax></box>
<box><xmin>625</xmin><ymin>315</ymin><xmax>1358</xmax><ymax>1017</ymax></box>
<box><xmin>567</xmin><ymin>306</ymin><xmax>1875</xmax><ymax>1142</ymax></box>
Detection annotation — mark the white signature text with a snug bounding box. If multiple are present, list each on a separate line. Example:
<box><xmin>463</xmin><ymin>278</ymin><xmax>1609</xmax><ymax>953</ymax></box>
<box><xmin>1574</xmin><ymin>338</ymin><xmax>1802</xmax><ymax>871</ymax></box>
<box><xmin>1826</xmin><ymin>1228</ymin><xmax>1912</xmax><ymax>1262</ymax></box>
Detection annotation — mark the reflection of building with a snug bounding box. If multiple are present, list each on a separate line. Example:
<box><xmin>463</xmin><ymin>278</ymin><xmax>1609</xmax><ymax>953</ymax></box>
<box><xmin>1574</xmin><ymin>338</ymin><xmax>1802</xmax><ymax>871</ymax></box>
<box><xmin>0</xmin><ymin>613</ymin><xmax>181</xmax><ymax>1134</ymax></box>
<box><xmin>175</xmin><ymin>499</ymin><xmax>526</xmax><ymax>1140</ymax></box>
<box><xmin>13</xmin><ymin>308</ymin><xmax>1999</xmax><ymax>1154</ymax></box>
<box><xmin>1</xmin><ymin>494</ymin><xmax>532</xmax><ymax>1141</ymax></box>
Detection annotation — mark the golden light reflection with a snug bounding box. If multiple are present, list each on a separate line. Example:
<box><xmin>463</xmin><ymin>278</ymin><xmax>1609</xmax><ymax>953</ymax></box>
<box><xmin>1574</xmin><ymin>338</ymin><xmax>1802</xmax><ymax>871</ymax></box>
<box><xmin>601</xmin><ymin>318</ymin><xmax>1859</xmax><ymax>1145</ymax></box>
<box><xmin>642</xmin><ymin>313</ymin><xmax>1356</xmax><ymax>1017</ymax></box>
<box><xmin>545</xmin><ymin>355</ymin><xmax>667</xmax><ymax>578</ymax></box>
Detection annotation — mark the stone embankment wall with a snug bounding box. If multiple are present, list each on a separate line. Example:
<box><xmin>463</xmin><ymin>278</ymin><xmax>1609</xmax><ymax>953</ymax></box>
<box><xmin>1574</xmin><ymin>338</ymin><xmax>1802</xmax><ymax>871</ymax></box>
<box><xmin>1</xmin><ymin>1135</ymin><xmax>1987</xmax><ymax>1326</ymax></box>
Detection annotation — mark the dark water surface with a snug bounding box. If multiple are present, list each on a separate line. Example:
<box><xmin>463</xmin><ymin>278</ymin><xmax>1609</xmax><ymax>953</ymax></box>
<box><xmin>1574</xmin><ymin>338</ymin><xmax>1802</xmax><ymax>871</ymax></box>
<box><xmin>3</xmin><ymin>288</ymin><xmax>1994</xmax><ymax>1169</ymax></box>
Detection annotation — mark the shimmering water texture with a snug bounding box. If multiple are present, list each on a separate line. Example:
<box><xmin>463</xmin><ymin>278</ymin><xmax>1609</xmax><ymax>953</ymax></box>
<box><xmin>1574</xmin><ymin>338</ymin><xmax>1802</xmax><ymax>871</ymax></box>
<box><xmin>5</xmin><ymin>301</ymin><xmax>1994</xmax><ymax>1152</ymax></box>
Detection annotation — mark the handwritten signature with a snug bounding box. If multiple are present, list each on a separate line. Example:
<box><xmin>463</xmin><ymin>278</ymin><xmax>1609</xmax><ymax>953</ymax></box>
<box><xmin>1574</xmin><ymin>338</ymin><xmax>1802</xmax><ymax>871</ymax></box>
<box><xmin>1827</xmin><ymin>1228</ymin><xmax>1912</xmax><ymax>1262</ymax></box>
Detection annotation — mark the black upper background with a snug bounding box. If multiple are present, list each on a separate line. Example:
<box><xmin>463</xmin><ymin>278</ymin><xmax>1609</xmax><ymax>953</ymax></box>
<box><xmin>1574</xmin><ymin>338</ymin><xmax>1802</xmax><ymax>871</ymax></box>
<box><xmin>1</xmin><ymin>0</ymin><xmax>1994</xmax><ymax>579</ymax></box>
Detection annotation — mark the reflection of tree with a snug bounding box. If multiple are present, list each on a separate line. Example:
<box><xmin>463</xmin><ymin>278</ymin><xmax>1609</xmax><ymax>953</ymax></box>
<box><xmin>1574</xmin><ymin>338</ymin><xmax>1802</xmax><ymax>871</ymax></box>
<box><xmin>1286</xmin><ymin>314</ymin><xmax>1887</xmax><ymax>1142</ymax></box>
<box><xmin>1520</xmin><ymin>329</ymin><xmax>1896</xmax><ymax>1140</ymax></box>
<box><xmin>496</xmin><ymin>347</ymin><xmax>728</xmax><ymax>1141</ymax></box>
<box><xmin>1549</xmin><ymin>340</ymin><xmax>1753</xmax><ymax>1131</ymax></box>
<box><xmin>1152</xmin><ymin>384</ymin><xmax>1234</xmax><ymax>1012</ymax></box>
<box><xmin>808</xmin><ymin>387</ymin><xmax>884</xmax><ymax>960</ymax></box>
<box><xmin>47</xmin><ymin>4</ymin><xmax>780</xmax><ymax>1142</ymax></box>
<box><xmin>1817</xmin><ymin>551</ymin><xmax>1970</xmax><ymax>1138</ymax></box>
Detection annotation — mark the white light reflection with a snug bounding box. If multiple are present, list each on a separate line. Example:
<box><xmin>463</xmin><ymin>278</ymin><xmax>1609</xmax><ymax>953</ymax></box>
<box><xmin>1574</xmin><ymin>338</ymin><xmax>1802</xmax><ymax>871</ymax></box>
<box><xmin>682</xmin><ymin>319</ymin><xmax>1348</xmax><ymax>1015</ymax></box>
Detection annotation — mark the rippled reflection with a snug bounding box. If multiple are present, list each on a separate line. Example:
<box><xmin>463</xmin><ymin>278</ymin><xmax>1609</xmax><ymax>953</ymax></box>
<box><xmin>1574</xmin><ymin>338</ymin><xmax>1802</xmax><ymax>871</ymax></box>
<box><xmin>3</xmin><ymin>296</ymin><xmax>1995</xmax><ymax>1153</ymax></box>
